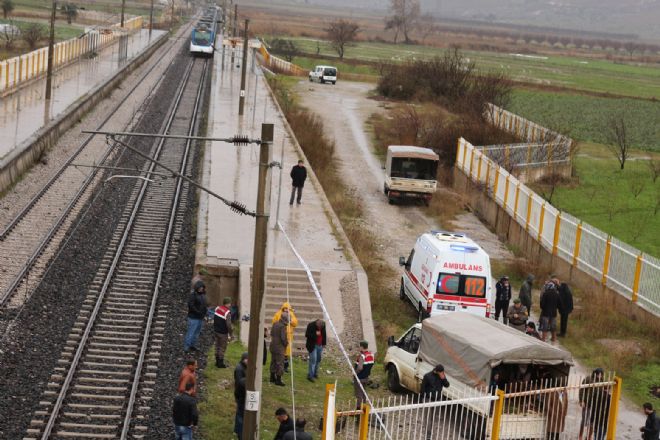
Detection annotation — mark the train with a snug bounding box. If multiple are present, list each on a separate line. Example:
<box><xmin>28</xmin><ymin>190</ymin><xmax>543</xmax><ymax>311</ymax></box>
<box><xmin>190</xmin><ymin>6</ymin><xmax>221</xmax><ymax>56</ymax></box>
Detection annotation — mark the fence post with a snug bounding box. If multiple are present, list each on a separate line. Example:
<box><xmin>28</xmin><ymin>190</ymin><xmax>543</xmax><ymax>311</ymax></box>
<box><xmin>631</xmin><ymin>254</ymin><xmax>643</xmax><ymax>303</ymax></box>
<box><xmin>462</xmin><ymin>141</ymin><xmax>468</xmax><ymax>169</ymax></box>
<box><xmin>493</xmin><ymin>169</ymin><xmax>500</xmax><ymax>202</ymax></box>
<box><xmin>477</xmin><ymin>154</ymin><xmax>482</xmax><ymax>181</ymax></box>
<box><xmin>537</xmin><ymin>203</ymin><xmax>546</xmax><ymax>241</ymax></box>
<box><xmin>491</xmin><ymin>389</ymin><xmax>505</xmax><ymax>440</ymax></box>
<box><xmin>606</xmin><ymin>377</ymin><xmax>622</xmax><ymax>440</ymax></box>
<box><xmin>572</xmin><ymin>223</ymin><xmax>583</xmax><ymax>267</ymax></box>
<box><xmin>503</xmin><ymin>175</ymin><xmax>510</xmax><ymax>209</ymax></box>
<box><xmin>322</xmin><ymin>383</ymin><xmax>336</xmax><ymax>440</ymax></box>
<box><xmin>552</xmin><ymin>212</ymin><xmax>562</xmax><ymax>256</ymax></box>
<box><xmin>469</xmin><ymin>147</ymin><xmax>475</xmax><ymax>178</ymax></box>
<box><xmin>601</xmin><ymin>237</ymin><xmax>612</xmax><ymax>285</ymax></box>
<box><xmin>505</xmin><ymin>145</ymin><xmax>510</xmax><ymax>170</ymax></box>
<box><xmin>525</xmin><ymin>192</ymin><xmax>533</xmax><ymax>231</ymax></box>
<box><xmin>513</xmin><ymin>183</ymin><xmax>521</xmax><ymax>220</ymax></box>
<box><xmin>358</xmin><ymin>403</ymin><xmax>370</xmax><ymax>440</ymax></box>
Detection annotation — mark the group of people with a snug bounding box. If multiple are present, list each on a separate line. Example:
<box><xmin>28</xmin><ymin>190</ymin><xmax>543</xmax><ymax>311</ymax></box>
<box><xmin>494</xmin><ymin>274</ymin><xmax>574</xmax><ymax>342</ymax></box>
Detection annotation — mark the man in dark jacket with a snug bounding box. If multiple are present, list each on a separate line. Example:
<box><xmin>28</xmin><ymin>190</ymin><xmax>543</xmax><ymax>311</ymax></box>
<box><xmin>641</xmin><ymin>403</ymin><xmax>660</xmax><ymax>440</ymax></box>
<box><xmin>274</xmin><ymin>407</ymin><xmax>294</xmax><ymax>440</ymax></box>
<box><xmin>540</xmin><ymin>282</ymin><xmax>562</xmax><ymax>342</ymax></box>
<box><xmin>173</xmin><ymin>382</ymin><xmax>198</xmax><ymax>440</ymax></box>
<box><xmin>184</xmin><ymin>280</ymin><xmax>207</xmax><ymax>353</ymax></box>
<box><xmin>270</xmin><ymin>313</ymin><xmax>289</xmax><ymax>386</ymax></box>
<box><xmin>305</xmin><ymin>319</ymin><xmax>326</xmax><ymax>382</ymax></box>
<box><xmin>213</xmin><ymin>297</ymin><xmax>233</xmax><ymax>368</ymax></box>
<box><xmin>289</xmin><ymin>160</ymin><xmax>307</xmax><ymax>205</ymax></box>
<box><xmin>494</xmin><ymin>276</ymin><xmax>511</xmax><ymax>324</ymax></box>
<box><xmin>519</xmin><ymin>274</ymin><xmax>534</xmax><ymax>311</ymax></box>
<box><xmin>283</xmin><ymin>418</ymin><xmax>313</xmax><ymax>440</ymax></box>
<box><xmin>419</xmin><ymin>364</ymin><xmax>450</xmax><ymax>440</ymax></box>
<box><xmin>234</xmin><ymin>352</ymin><xmax>248</xmax><ymax>437</ymax></box>
<box><xmin>553</xmin><ymin>277</ymin><xmax>574</xmax><ymax>337</ymax></box>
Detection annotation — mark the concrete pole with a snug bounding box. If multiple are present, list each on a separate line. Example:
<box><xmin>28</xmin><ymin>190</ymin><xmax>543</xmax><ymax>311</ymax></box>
<box><xmin>121</xmin><ymin>0</ymin><xmax>126</xmax><ymax>27</ymax></box>
<box><xmin>230</xmin><ymin>4</ymin><xmax>237</xmax><ymax>65</ymax></box>
<box><xmin>149</xmin><ymin>0</ymin><xmax>154</xmax><ymax>36</ymax></box>
<box><xmin>238</xmin><ymin>19</ymin><xmax>249</xmax><ymax>115</ymax></box>
<box><xmin>242</xmin><ymin>123</ymin><xmax>274</xmax><ymax>440</ymax></box>
<box><xmin>45</xmin><ymin>0</ymin><xmax>56</xmax><ymax>101</ymax></box>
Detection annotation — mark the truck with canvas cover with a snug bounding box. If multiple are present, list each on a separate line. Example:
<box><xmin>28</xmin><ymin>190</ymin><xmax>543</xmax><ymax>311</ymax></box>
<box><xmin>384</xmin><ymin>313</ymin><xmax>574</xmax><ymax>439</ymax></box>
<box><xmin>384</xmin><ymin>145</ymin><xmax>439</xmax><ymax>205</ymax></box>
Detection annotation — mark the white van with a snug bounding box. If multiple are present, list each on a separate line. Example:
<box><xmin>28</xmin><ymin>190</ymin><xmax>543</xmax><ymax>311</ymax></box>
<box><xmin>399</xmin><ymin>231</ymin><xmax>493</xmax><ymax>320</ymax></box>
<box><xmin>308</xmin><ymin>65</ymin><xmax>337</xmax><ymax>84</ymax></box>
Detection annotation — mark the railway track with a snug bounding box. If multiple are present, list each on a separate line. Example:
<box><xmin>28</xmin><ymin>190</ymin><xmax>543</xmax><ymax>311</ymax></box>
<box><xmin>23</xmin><ymin>57</ymin><xmax>208</xmax><ymax>440</ymax></box>
<box><xmin>0</xmin><ymin>23</ymin><xmax>193</xmax><ymax>313</ymax></box>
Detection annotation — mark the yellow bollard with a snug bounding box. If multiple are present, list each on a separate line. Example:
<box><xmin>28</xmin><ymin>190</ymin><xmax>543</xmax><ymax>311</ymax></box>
<box><xmin>552</xmin><ymin>212</ymin><xmax>562</xmax><ymax>256</ymax></box>
<box><xmin>601</xmin><ymin>238</ymin><xmax>612</xmax><ymax>285</ymax></box>
<box><xmin>491</xmin><ymin>389</ymin><xmax>505</xmax><ymax>440</ymax></box>
<box><xmin>606</xmin><ymin>377</ymin><xmax>622</xmax><ymax>440</ymax></box>
<box><xmin>358</xmin><ymin>403</ymin><xmax>370</xmax><ymax>440</ymax></box>
<box><xmin>572</xmin><ymin>223</ymin><xmax>583</xmax><ymax>267</ymax></box>
<box><xmin>631</xmin><ymin>254</ymin><xmax>643</xmax><ymax>303</ymax></box>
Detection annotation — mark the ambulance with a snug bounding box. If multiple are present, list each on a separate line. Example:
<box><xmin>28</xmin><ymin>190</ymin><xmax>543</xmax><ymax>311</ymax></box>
<box><xmin>398</xmin><ymin>231</ymin><xmax>493</xmax><ymax>320</ymax></box>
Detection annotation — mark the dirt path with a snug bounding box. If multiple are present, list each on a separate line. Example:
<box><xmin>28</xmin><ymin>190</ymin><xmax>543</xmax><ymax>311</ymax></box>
<box><xmin>293</xmin><ymin>79</ymin><xmax>644</xmax><ymax>437</ymax></box>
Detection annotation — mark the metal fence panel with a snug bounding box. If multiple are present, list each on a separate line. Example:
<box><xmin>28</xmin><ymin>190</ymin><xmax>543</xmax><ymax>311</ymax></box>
<box><xmin>638</xmin><ymin>256</ymin><xmax>660</xmax><ymax>316</ymax></box>
<box><xmin>557</xmin><ymin>213</ymin><xmax>579</xmax><ymax>264</ymax></box>
<box><xmin>605</xmin><ymin>238</ymin><xmax>638</xmax><ymax>299</ymax></box>
<box><xmin>577</xmin><ymin>223</ymin><xmax>608</xmax><ymax>281</ymax></box>
<box><xmin>540</xmin><ymin>204</ymin><xmax>560</xmax><ymax>252</ymax></box>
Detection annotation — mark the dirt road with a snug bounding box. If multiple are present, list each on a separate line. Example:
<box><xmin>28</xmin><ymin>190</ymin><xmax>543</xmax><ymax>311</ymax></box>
<box><xmin>293</xmin><ymin>79</ymin><xmax>644</xmax><ymax>438</ymax></box>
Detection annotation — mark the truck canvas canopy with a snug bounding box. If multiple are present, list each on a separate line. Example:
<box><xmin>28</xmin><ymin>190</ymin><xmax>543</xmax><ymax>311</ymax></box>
<box><xmin>419</xmin><ymin>313</ymin><xmax>573</xmax><ymax>388</ymax></box>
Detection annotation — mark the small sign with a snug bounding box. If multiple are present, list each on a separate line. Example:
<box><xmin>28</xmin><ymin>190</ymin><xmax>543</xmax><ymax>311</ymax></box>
<box><xmin>240</xmin><ymin>90</ymin><xmax>245</xmax><ymax>97</ymax></box>
<box><xmin>245</xmin><ymin>391</ymin><xmax>260</xmax><ymax>411</ymax></box>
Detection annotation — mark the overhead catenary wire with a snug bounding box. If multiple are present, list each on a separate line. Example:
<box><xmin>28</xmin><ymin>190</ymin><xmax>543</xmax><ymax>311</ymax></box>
<box><xmin>276</xmin><ymin>220</ymin><xmax>392</xmax><ymax>440</ymax></box>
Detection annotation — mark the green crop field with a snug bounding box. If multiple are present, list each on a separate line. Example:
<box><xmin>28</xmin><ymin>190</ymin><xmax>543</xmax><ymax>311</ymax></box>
<box><xmin>507</xmin><ymin>89</ymin><xmax>660</xmax><ymax>151</ymax></box>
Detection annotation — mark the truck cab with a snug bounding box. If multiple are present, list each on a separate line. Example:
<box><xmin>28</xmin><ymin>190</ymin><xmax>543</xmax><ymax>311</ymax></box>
<box><xmin>384</xmin><ymin>145</ymin><xmax>438</xmax><ymax>205</ymax></box>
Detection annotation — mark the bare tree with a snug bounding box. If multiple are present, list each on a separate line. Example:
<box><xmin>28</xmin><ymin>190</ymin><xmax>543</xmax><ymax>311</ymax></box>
<box><xmin>1</xmin><ymin>21</ymin><xmax>20</xmax><ymax>49</ymax></box>
<box><xmin>2</xmin><ymin>0</ymin><xmax>14</xmax><ymax>19</ymax></box>
<box><xmin>269</xmin><ymin>38</ymin><xmax>299</xmax><ymax>62</ymax></box>
<box><xmin>325</xmin><ymin>19</ymin><xmax>359</xmax><ymax>59</ymax></box>
<box><xmin>647</xmin><ymin>157</ymin><xmax>660</xmax><ymax>183</ymax></box>
<box><xmin>628</xmin><ymin>180</ymin><xmax>645</xmax><ymax>198</ymax></box>
<box><xmin>386</xmin><ymin>0</ymin><xmax>420</xmax><ymax>44</ymax></box>
<box><xmin>21</xmin><ymin>22</ymin><xmax>46</xmax><ymax>50</ymax></box>
<box><xmin>605</xmin><ymin>114</ymin><xmax>631</xmax><ymax>170</ymax></box>
<box><xmin>623</xmin><ymin>41</ymin><xmax>638</xmax><ymax>59</ymax></box>
<box><xmin>416</xmin><ymin>13</ymin><xmax>437</xmax><ymax>44</ymax></box>
<box><xmin>61</xmin><ymin>3</ymin><xmax>78</xmax><ymax>24</ymax></box>
<box><xmin>384</xmin><ymin>16</ymin><xmax>403</xmax><ymax>44</ymax></box>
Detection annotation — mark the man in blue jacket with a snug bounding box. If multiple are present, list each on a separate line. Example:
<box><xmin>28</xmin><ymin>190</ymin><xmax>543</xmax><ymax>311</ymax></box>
<box><xmin>184</xmin><ymin>281</ymin><xmax>207</xmax><ymax>353</ymax></box>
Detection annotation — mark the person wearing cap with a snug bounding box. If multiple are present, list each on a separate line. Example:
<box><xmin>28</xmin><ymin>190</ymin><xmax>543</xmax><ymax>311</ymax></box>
<box><xmin>213</xmin><ymin>297</ymin><xmax>233</xmax><ymax>368</ymax></box>
<box><xmin>540</xmin><ymin>281</ymin><xmax>562</xmax><ymax>342</ymax></box>
<box><xmin>420</xmin><ymin>364</ymin><xmax>450</xmax><ymax>440</ymax></box>
<box><xmin>184</xmin><ymin>280</ymin><xmax>207</xmax><ymax>353</ymax></box>
<box><xmin>507</xmin><ymin>298</ymin><xmax>529</xmax><ymax>332</ymax></box>
<box><xmin>495</xmin><ymin>276</ymin><xmax>512</xmax><ymax>325</ymax></box>
<box><xmin>353</xmin><ymin>340</ymin><xmax>375</xmax><ymax>409</ymax></box>
<box><xmin>234</xmin><ymin>352</ymin><xmax>248</xmax><ymax>437</ymax></box>
<box><xmin>525</xmin><ymin>321</ymin><xmax>541</xmax><ymax>340</ymax></box>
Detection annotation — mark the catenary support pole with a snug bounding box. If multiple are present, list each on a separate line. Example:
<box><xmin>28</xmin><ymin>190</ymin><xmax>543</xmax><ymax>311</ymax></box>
<box><xmin>45</xmin><ymin>0</ymin><xmax>56</xmax><ymax>101</ymax></box>
<box><xmin>149</xmin><ymin>0</ymin><xmax>154</xmax><ymax>36</ymax></box>
<box><xmin>121</xmin><ymin>0</ymin><xmax>126</xmax><ymax>27</ymax></box>
<box><xmin>238</xmin><ymin>19</ymin><xmax>249</xmax><ymax>115</ymax></box>
<box><xmin>242</xmin><ymin>123</ymin><xmax>274</xmax><ymax>440</ymax></box>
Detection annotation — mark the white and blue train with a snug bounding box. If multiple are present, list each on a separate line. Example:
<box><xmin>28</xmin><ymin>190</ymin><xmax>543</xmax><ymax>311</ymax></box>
<box><xmin>190</xmin><ymin>6</ymin><xmax>220</xmax><ymax>56</ymax></box>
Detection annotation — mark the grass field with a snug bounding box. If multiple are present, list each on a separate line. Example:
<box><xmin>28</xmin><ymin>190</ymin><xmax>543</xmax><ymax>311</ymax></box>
<box><xmin>508</xmin><ymin>89</ymin><xmax>660</xmax><ymax>151</ymax></box>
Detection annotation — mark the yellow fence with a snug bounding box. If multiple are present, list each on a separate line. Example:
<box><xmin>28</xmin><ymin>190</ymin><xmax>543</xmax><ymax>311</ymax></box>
<box><xmin>456</xmin><ymin>137</ymin><xmax>660</xmax><ymax>316</ymax></box>
<box><xmin>256</xmin><ymin>42</ymin><xmax>308</xmax><ymax>76</ymax></box>
<box><xmin>0</xmin><ymin>16</ymin><xmax>143</xmax><ymax>95</ymax></box>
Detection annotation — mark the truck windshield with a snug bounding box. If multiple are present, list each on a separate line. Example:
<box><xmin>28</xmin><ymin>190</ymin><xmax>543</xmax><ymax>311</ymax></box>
<box><xmin>437</xmin><ymin>273</ymin><xmax>486</xmax><ymax>298</ymax></box>
<box><xmin>390</xmin><ymin>158</ymin><xmax>437</xmax><ymax>180</ymax></box>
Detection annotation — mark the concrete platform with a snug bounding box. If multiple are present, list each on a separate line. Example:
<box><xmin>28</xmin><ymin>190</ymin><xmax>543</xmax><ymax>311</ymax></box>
<box><xmin>196</xmin><ymin>41</ymin><xmax>376</xmax><ymax>352</ymax></box>
<box><xmin>0</xmin><ymin>29</ymin><xmax>167</xmax><ymax>161</ymax></box>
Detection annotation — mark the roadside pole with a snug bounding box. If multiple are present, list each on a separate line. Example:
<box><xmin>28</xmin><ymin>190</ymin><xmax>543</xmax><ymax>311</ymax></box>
<box><xmin>274</xmin><ymin>137</ymin><xmax>285</xmax><ymax>229</ymax></box>
<box><xmin>238</xmin><ymin>19</ymin><xmax>249</xmax><ymax>115</ymax></box>
<box><xmin>242</xmin><ymin>123</ymin><xmax>274</xmax><ymax>440</ymax></box>
<box><xmin>149</xmin><ymin>0</ymin><xmax>154</xmax><ymax>37</ymax></box>
<box><xmin>121</xmin><ymin>0</ymin><xmax>126</xmax><ymax>27</ymax></box>
<box><xmin>45</xmin><ymin>0</ymin><xmax>56</xmax><ymax>101</ymax></box>
<box><xmin>230</xmin><ymin>4</ymin><xmax>237</xmax><ymax>65</ymax></box>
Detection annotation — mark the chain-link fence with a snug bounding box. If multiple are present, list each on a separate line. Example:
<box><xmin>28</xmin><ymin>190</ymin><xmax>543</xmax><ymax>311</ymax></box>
<box><xmin>457</xmin><ymin>137</ymin><xmax>660</xmax><ymax>317</ymax></box>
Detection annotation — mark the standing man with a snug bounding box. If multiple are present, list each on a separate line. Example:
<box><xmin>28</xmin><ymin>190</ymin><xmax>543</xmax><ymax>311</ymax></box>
<box><xmin>289</xmin><ymin>160</ymin><xmax>307</xmax><ymax>205</ymax></box>
<box><xmin>184</xmin><ymin>280</ymin><xmax>207</xmax><ymax>353</ymax></box>
<box><xmin>540</xmin><ymin>282</ymin><xmax>561</xmax><ymax>342</ymax></box>
<box><xmin>519</xmin><ymin>274</ymin><xmax>534</xmax><ymax>312</ymax></box>
<box><xmin>420</xmin><ymin>364</ymin><xmax>450</xmax><ymax>440</ymax></box>
<box><xmin>178</xmin><ymin>360</ymin><xmax>197</xmax><ymax>397</ymax></box>
<box><xmin>274</xmin><ymin>408</ymin><xmax>294</xmax><ymax>440</ymax></box>
<box><xmin>353</xmin><ymin>340</ymin><xmax>374</xmax><ymax>409</ymax></box>
<box><xmin>270</xmin><ymin>312</ymin><xmax>289</xmax><ymax>386</ymax></box>
<box><xmin>173</xmin><ymin>382</ymin><xmax>198</xmax><ymax>440</ymax></box>
<box><xmin>234</xmin><ymin>352</ymin><xmax>248</xmax><ymax>438</ymax></box>
<box><xmin>507</xmin><ymin>298</ymin><xmax>528</xmax><ymax>332</ymax></box>
<box><xmin>494</xmin><ymin>276</ymin><xmax>511</xmax><ymax>324</ymax></box>
<box><xmin>213</xmin><ymin>297</ymin><xmax>233</xmax><ymax>368</ymax></box>
<box><xmin>553</xmin><ymin>277</ymin><xmax>574</xmax><ymax>337</ymax></box>
<box><xmin>641</xmin><ymin>403</ymin><xmax>660</xmax><ymax>440</ymax></box>
<box><xmin>305</xmin><ymin>319</ymin><xmax>326</xmax><ymax>382</ymax></box>
<box><xmin>272</xmin><ymin>302</ymin><xmax>298</xmax><ymax>373</ymax></box>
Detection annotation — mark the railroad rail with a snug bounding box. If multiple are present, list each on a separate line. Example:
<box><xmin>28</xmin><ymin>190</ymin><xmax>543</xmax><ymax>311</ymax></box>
<box><xmin>0</xmin><ymin>23</ymin><xmax>194</xmax><ymax>311</ymax></box>
<box><xmin>24</xmin><ymin>57</ymin><xmax>208</xmax><ymax>440</ymax></box>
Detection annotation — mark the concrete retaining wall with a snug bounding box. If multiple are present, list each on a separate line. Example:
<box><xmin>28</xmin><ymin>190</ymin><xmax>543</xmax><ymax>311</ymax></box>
<box><xmin>0</xmin><ymin>31</ymin><xmax>169</xmax><ymax>194</ymax></box>
<box><xmin>453</xmin><ymin>168</ymin><xmax>660</xmax><ymax>333</ymax></box>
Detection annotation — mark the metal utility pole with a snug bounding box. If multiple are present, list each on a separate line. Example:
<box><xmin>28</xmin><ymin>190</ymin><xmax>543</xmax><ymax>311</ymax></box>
<box><xmin>242</xmin><ymin>123</ymin><xmax>274</xmax><ymax>440</ymax></box>
<box><xmin>170</xmin><ymin>0</ymin><xmax>176</xmax><ymax>29</ymax></box>
<box><xmin>230</xmin><ymin>4</ymin><xmax>237</xmax><ymax>65</ymax></box>
<box><xmin>45</xmin><ymin>0</ymin><xmax>56</xmax><ymax>101</ymax></box>
<box><xmin>238</xmin><ymin>19</ymin><xmax>249</xmax><ymax>115</ymax></box>
<box><xmin>120</xmin><ymin>0</ymin><xmax>126</xmax><ymax>27</ymax></box>
<box><xmin>149</xmin><ymin>0</ymin><xmax>154</xmax><ymax>36</ymax></box>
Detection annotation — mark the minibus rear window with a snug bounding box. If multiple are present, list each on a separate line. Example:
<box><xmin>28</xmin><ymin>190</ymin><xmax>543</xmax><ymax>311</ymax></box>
<box><xmin>437</xmin><ymin>273</ymin><xmax>486</xmax><ymax>298</ymax></box>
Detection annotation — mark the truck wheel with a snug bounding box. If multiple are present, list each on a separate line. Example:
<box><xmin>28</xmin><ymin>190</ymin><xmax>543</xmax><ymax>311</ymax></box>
<box><xmin>332</xmin><ymin>81</ymin><xmax>336</xmax><ymax>85</ymax></box>
<box><xmin>399</xmin><ymin>280</ymin><xmax>406</xmax><ymax>300</ymax></box>
<box><xmin>387</xmin><ymin>365</ymin><xmax>402</xmax><ymax>392</ymax></box>
<box><xmin>309</xmin><ymin>76</ymin><xmax>313</xmax><ymax>82</ymax></box>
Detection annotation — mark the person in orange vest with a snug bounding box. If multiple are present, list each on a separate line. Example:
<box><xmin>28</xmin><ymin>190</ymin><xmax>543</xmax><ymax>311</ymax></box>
<box><xmin>213</xmin><ymin>297</ymin><xmax>233</xmax><ymax>368</ymax></box>
<box><xmin>353</xmin><ymin>340</ymin><xmax>374</xmax><ymax>409</ymax></box>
